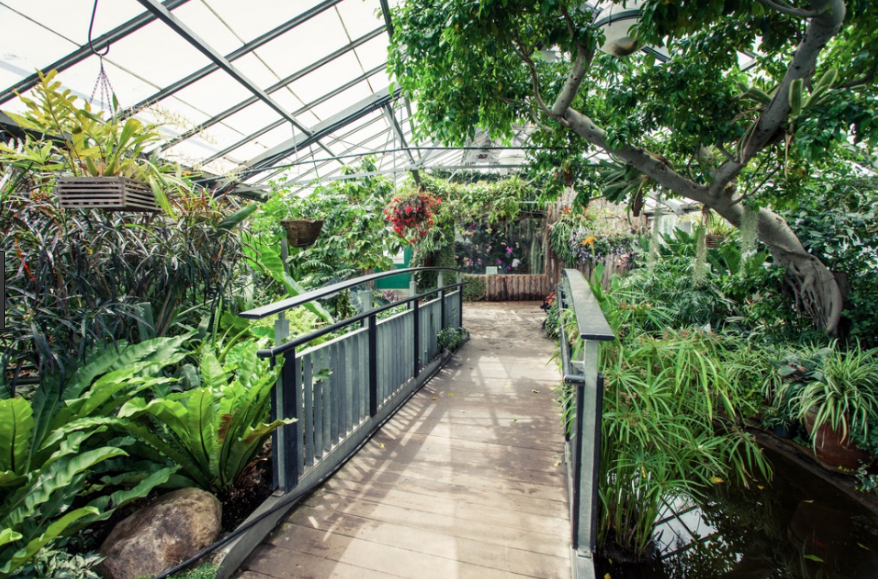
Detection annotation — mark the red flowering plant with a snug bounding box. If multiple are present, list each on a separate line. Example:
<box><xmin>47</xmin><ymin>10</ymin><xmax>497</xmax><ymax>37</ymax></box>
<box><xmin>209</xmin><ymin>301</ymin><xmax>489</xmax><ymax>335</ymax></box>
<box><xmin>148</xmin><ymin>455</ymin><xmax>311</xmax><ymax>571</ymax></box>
<box><xmin>383</xmin><ymin>188</ymin><xmax>441</xmax><ymax>243</ymax></box>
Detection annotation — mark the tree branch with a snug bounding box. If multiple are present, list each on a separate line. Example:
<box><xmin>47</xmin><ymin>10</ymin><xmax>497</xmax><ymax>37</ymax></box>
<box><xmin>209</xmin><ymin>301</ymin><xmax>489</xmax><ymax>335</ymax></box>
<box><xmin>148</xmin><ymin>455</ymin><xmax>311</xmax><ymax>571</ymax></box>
<box><xmin>511</xmin><ymin>33</ymin><xmax>556</xmax><ymax>120</ymax></box>
<box><xmin>562</xmin><ymin>107</ymin><xmax>711</xmax><ymax>204</ymax></box>
<box><xmin>837</xmin><ymin>58</ymin><xmax>878</xmax><ymax>89</ymax></box>
<box><xmin>756</xmin><ymin>0</ymin><xmax>825</xmax><ymax>18</ymax></box>
<box><xmin>551</xmin><ymin>5</ymin><xmax>594</xmax><ymax>116</ymax></box>
<box><xmin>708</xmin><ymin>0</ymin><xmax>845</xmax><ymax>196</ymax></box>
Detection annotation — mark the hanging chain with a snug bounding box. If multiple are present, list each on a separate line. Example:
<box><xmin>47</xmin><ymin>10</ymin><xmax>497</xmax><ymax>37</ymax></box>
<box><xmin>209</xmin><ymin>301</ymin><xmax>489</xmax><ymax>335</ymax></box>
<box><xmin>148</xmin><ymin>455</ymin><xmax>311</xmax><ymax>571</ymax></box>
<box><xmin>87</xmin><ymin>0</ymin><xmax>118</xmax><ymax>116</ymax></box>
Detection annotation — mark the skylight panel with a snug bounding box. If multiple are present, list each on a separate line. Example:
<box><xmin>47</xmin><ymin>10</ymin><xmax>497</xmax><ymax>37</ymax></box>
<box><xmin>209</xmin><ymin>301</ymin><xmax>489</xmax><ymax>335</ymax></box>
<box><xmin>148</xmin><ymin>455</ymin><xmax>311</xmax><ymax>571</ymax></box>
<box><xmin>0</xmin><ymin>7</ymin><xmax>78</xmax><ymax>85</ymax></box>
<box><xmin>336</xmin><ymin>0</ymin><xmax>385</xmax><ymax>39</ymax></box>
<box><xmin>354</xmin><ymin>36</ymin><xmax>390</xmax><ymax>71</ymax></box>
<box><xmin>245</xmin><ymin>9</ymin><xmax>346</xmax><ymax>82</ymax></box>
<box><xmin>220</xmin><ymin>100</ymin><xmax>280</xmax><ymax>135</ymax></box>
<box><xmin>200</xmin><ymin>0</ymin><xmax>328</xmax><ymax>44</ymax></box>
<box><xmin>2</xmin><ymin>0</ymin><xmax>141</xmax><ymax>47</ymax></box>
<box><xmin>283</xmin><ymin>52</ymin><xmax>361</xmax><ymax>105</ymax></box>
<box><xmin>171</xmin><ymin>68</ymin><xmax>253</xmax><ymax>117</ymax></box>
<box><xmin>308</xmin><ymin>81</ymin><xmax>374</xmax><ymax>120</ymax></box>
<box><xmin>173</xmin><ymin>0</ymin><xmax>244</xmax><ymax>56</ymax></box>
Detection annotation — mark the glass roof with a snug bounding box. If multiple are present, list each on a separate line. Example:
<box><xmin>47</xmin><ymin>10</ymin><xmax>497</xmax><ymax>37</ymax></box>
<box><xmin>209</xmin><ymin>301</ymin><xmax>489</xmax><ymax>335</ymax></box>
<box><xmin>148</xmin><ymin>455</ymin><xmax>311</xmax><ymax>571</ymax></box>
<box><xmin>2</xmin><ymin>0</ymin><xmax>761</xmax><ymax>196</ymax></box>
<box><xmin>0</xmin><ymin>0</ymin><xmax>487</xmax><ymax>194</ymax></box>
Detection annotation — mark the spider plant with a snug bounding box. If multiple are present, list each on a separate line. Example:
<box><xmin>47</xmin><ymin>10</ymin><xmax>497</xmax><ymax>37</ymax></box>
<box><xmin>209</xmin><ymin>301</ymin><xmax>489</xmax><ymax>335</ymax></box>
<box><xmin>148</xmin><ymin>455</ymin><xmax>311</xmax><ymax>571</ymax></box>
<box><xmin>792</xmin><ymin>341</ymin><xmax>878</xmax><ymax>442</ymax></box>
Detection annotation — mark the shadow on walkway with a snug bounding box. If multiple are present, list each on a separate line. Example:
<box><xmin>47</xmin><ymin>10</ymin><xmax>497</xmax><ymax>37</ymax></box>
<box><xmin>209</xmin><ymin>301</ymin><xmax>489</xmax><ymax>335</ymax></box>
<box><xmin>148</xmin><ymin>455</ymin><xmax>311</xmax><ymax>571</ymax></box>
<box><xmin>236</xmin><ymin>302</ymin><xmax>570</xmax><ymax>579</ymax></box>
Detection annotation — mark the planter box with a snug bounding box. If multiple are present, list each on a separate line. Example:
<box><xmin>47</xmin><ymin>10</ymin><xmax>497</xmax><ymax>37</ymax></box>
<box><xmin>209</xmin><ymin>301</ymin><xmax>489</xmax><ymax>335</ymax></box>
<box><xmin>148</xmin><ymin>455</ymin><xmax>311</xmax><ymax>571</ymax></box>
<box><xmin>57</xmin><ymin>176</ymin><xmax>159</xmax><ymax>212</ymax></box>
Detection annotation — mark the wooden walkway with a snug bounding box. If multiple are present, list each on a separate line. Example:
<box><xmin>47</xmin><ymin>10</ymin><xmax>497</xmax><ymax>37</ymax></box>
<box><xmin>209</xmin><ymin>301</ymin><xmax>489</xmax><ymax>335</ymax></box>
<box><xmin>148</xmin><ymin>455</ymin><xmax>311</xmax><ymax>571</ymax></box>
<box><xmin>236</xmin><ymin>302</ymin><xmax>570</xmax><ymax>579</ymax></box>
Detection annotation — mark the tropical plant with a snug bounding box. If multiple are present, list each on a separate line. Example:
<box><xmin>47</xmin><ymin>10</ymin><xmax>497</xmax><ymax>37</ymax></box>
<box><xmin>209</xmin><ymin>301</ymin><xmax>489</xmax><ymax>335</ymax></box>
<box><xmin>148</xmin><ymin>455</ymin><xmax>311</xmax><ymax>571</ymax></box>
<box><xmin>437</xmin><ymin>327</ymin><xmax>468</xmax><ymax>351</ymax></box>
<box><xmin>0</xmin><ymin>337</ymin><xmax>189</xmax><ymax>575</ymax></box>
<box><xmin>11</xmin><ymin>548</ymin><xmax>102</xmax><ymax>579</ymax></box>
<box><xmin>116</xmin><ymin>341</ymin><xmax>291</xmax><ymax>493</ymax></box>
<box><xmin>251</xmin><ymin>157</ymin><xmax>402</xmax><ymax>288</ymax></box>
<box><xmin>1</xmin><ymin>171</ymin><xmax>252</xmax><ymax>392</ymax></box>
<box><xmin>0</xmin><ymin>70</ymin><xmax>194</xmax><ymax>213</ymax></box>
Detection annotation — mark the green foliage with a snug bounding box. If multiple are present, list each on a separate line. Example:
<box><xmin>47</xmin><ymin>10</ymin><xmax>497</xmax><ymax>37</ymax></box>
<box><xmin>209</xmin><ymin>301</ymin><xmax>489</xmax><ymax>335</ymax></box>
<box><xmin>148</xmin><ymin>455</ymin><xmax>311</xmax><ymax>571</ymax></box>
<box><xmin>437</xmin><ymin>327</ymin><xmax>468</xmax><ymax>351</ymax></box>
<box><xmin>251</xmin><ymin>157</ymin><xmax>401</xmax><ymax>288</ymax></box>
<box><xmin>781</xmin><ymin>171</ymin><xmax>878</xmax><ymax>342</ymax></box>
<box><xmin>462</xmin><ymin>275</ymin><xmax>486</xmax><ymax>302</ymax></box>
<box><xmin>0</xmin><ymin>71</ymin><xmax>194</xmax><ymax>213</ymax></box>
<box><xmin>10</xmin><ymin>548</ymin><xmax>102</xmax><ymax>579</ymax></box>
<box><xmin>0</xmin><ymin>176</ymin><xmax>250</xmax><ymax>392</ymax></box>
<box><xmin>117</xmin><ymin>340</ymin><xmax>290</xmax><ymax>493</ymax></box>
<box><xmin>789</xmin><ymin>341</ymin><xmax>878</xmax><ymax>443</ymax></box>
<box><xmin>0</xmin><ymin>337</ymin><xmax>187</xmax><ymax>576</ymax></box>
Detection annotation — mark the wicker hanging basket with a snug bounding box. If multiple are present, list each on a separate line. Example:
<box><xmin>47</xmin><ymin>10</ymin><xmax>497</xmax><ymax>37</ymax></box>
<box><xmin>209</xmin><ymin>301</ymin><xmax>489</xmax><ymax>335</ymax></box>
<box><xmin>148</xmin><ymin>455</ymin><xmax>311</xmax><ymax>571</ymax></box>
<box><xmin>57</xmin><ymin>176</ymin><xmax>160</xmax><ymax>212</ymax></box>
<box><xmin>281</xmin><ymin>219</ymin><xmax>324</xmax><ymax>248</ymax></box>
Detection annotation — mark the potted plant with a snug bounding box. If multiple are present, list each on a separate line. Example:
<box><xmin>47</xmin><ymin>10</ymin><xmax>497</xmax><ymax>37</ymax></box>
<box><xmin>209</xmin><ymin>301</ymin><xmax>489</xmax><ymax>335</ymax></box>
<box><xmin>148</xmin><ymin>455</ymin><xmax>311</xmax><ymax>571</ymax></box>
<box><xmin>791</xmin><ymin>342</ymin><xmax>878</xmax><ymax>472</ymax></box>
<box><xmin>0</xmin><ymin>70</ymin><xmax>192</xmax><ymax>213</ymax></box>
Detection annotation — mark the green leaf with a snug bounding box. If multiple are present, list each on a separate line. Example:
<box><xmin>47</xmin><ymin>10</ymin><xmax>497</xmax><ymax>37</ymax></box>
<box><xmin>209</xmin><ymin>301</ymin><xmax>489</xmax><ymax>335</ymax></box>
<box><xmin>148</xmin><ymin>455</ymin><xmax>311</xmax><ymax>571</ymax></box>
<box><xmin>0</xmin><ymin>399</ymin><xmax>33</xmax><ymax>474</ymax></box>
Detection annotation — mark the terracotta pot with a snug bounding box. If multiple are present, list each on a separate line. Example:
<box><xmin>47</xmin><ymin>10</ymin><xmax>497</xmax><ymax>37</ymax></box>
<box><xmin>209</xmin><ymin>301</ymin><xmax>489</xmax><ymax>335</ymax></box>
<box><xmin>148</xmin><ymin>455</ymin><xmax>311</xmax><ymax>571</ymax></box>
<box><xmin>803</xmin><ymin>406</ymin><xmax>873</xmax><ymax>472</ymax></box>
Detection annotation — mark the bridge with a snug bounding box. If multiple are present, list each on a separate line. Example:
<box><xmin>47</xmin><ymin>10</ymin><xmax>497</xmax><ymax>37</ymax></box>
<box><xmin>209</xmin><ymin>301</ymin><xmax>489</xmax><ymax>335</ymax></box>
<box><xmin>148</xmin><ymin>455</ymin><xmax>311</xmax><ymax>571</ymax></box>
<box><xmin>213</xmin><ymin>268</ymin><xmax>611</xmax><ymax>579</ymax></box>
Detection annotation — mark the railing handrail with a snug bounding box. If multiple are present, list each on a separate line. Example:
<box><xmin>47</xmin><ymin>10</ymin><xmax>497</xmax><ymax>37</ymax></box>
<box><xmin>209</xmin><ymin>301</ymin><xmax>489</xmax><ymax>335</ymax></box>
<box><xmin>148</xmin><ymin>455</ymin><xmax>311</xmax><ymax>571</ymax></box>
<box><xmin>561</xmin><ymin>268</ymin><xmax>614</xmax><ymax>342</ymax></box>
<box><xmin>240</xmin><ymin>266</ymin><xmax>465</xmax><ymax>320</ymax></box>
<box><xmin>256</xmin><ymin>282</ymin><xmax>468</xmax><ymax>359</ymax></box>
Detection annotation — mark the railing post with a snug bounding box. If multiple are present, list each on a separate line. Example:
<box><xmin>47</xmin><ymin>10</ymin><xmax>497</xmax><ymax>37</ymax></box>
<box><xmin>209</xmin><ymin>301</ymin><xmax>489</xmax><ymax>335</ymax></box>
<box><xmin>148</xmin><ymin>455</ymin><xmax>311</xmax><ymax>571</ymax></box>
<box><xmin>456</xmin><ymin>271</ymin><xmax>463</xmax><ymax>327</ymax></box>
<box><xmin>273</xmin><ymin>312</ymin><xmax>290</xmax><ymax>491</ymax></box>
<box><xmin>410</xmin><ymin>277</ymin><xmax>420</xmax><ymax>378</ymax></box>
<box><xmin>438</xmin><ymin>271</ymin><xmax>446</xmax><ymax>330</ymax></box>
<box><xmin>358</xmin><ymin>288</ymin><xmax>372</xmax><ymax>327</ymax></box>
<box><xmin>281</xmin><ymin>347</ymin><xmax>302</xmax><ymax>493</ymax></box>
<box><xmin>368</xmin><ymin>313</ymin><xmax>378</xmax><ymax>416</ymax></box>
<box><xmin>574</xmin><ymin>340</ymin><xmax>603</xmax><ymax>553</ymax></box>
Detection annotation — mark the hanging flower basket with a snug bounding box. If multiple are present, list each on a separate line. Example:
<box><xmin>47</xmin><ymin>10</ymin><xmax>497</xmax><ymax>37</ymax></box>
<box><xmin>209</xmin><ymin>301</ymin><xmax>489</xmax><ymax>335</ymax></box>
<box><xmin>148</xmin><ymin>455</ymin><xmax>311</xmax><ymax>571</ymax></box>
<box><xmin>281</xmin><ymin>219</ymin><xmax>324</xmax><ymax>248</ymax></box>
<box><xmin>384</xmin><ymin>190</ymin><xmax>441</xmax><ymax>244</ymax></box>
<box><xmin>56</xmin><ymin>176</ymin><xmax>160</xmax><ymax>212</ymax></box>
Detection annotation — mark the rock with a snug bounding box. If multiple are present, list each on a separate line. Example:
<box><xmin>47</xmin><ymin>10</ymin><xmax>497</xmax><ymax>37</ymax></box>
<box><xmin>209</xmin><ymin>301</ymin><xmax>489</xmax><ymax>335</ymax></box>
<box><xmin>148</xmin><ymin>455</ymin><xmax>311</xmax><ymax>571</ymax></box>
<box><xmin>99</xmin><ymin>488</ymin><xmax>222</xmax><ymax>579</ymax></box>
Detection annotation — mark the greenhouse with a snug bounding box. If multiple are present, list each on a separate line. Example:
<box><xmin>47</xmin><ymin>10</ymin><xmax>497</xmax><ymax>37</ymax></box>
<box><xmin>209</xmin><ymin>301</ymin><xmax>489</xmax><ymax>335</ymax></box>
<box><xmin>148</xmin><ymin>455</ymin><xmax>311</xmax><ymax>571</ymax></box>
<box><xmin>1</xmin><ymin>0</ymin><xmax>877</xmax><ymax>578</ymax></box>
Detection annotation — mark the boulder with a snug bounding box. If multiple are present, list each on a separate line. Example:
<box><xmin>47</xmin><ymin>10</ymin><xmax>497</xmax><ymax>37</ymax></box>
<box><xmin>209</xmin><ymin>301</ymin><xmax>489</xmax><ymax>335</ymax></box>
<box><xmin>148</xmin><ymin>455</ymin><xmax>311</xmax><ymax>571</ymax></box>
<box><xmin>99</xmin><ymin>487</ymin><xmax>222</xmax><ymax>579</ymax></box>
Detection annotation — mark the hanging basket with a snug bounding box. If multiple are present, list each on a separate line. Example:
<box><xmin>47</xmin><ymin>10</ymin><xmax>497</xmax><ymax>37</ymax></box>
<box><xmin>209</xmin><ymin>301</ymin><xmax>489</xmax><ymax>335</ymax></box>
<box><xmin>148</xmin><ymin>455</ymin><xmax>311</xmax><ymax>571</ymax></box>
<box><xmin>57</xmin><ymin>176</ymin><xmax>159</xmax><ymax>212</ymax></box>
<box><xmin>705</xmin><ymin>234</ymin><xmax>725</xmax><ymax>248</ymax></box>
<box><xmin>281</xmin><ymin>219</ymin><xmax>324</xmax><ymax>248</ymax></box>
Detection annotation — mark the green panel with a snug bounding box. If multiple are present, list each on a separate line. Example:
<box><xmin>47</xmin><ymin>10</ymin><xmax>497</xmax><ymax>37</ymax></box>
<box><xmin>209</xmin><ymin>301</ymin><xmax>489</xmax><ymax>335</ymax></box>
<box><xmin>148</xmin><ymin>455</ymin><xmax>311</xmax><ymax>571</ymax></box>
<box><xmin>374</xmin><ymin>248</ymin><xmax>411</xmax><ymax>289</ymax></box>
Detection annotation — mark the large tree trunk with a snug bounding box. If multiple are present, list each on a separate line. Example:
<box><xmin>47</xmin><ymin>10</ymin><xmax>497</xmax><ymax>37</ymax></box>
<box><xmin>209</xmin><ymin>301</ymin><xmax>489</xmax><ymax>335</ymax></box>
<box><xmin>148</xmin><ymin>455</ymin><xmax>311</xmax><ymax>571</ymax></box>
<box><xmin>708</xmin><ymin>196</ymin><xmax>842</xmax><ymax>335</ymax></box>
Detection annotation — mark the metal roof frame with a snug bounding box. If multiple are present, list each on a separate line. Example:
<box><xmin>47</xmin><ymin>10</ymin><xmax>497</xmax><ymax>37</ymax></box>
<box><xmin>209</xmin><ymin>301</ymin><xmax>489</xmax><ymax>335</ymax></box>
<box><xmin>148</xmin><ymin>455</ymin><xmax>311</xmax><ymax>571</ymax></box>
<box><xmin>0</xmin><ymin>0</ymin><xmax>192</xmax><ymax>106</ymax></box>
<box><xmin>118</xmin><ymin>0</ymin><xmax>348</xmax><ymax>122</ymax></box>
<box><xmin>133</xmin><ymin>0</ymin><xmax>338</xmax><ymax>161</ymax></box>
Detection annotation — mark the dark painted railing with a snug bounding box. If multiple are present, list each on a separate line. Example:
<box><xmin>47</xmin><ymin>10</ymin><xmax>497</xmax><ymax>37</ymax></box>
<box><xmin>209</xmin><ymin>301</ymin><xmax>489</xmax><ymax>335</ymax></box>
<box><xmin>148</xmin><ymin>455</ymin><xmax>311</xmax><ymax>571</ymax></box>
<box><xmin>558</xmin><ymin>268</ymin><xmax>614</xmax><ymax>578</ymax></box>
<box><xmin>239</xmin><ymin>267</ymin><xmax>465</xmax><ymax>494</ymax></box>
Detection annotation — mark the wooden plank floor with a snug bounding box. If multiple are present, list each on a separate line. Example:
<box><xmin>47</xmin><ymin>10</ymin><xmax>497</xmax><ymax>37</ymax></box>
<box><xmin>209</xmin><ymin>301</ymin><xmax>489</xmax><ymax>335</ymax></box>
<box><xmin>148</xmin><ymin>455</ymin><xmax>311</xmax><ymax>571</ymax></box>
<box><xmin>237</xmin><ymin>302</ymin><xmax>570</xmax><ymax>579</ymax></box>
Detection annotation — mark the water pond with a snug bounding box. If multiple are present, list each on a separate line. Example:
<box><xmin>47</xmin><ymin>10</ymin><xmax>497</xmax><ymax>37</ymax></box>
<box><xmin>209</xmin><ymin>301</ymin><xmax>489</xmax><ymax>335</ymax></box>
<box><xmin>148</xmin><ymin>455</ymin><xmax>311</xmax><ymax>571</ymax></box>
<box><xmin>596</xmin><ymin>449</ymin><xmax>878</xmax><ymax>579</ymax></box>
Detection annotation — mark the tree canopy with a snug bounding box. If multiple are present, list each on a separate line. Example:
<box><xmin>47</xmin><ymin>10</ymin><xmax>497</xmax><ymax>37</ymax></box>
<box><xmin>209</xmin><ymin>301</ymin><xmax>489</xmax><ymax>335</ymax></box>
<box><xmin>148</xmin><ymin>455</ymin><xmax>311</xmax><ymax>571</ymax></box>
<box><xmin>389</xmin><ymin>0</ymin><xmax>877</xmax><ymax>333</ymax></box>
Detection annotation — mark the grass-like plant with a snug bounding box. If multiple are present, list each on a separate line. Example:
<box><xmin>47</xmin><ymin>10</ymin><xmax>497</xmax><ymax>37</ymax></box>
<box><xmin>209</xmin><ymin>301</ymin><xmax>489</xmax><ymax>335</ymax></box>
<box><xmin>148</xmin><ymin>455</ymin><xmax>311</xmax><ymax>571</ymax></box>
<box><xmin>791</xmin><ymin>341</ymin><xmax>878</xmax><ymax>442</ymax></box>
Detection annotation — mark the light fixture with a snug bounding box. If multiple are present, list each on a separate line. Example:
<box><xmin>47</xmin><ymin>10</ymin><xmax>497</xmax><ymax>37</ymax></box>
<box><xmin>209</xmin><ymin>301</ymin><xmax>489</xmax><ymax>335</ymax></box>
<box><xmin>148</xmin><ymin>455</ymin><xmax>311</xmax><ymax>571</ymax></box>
<box><xmin>591</xmin><ymin>1</ymin><xmax>646</xmax><ymax>57</ymax></box>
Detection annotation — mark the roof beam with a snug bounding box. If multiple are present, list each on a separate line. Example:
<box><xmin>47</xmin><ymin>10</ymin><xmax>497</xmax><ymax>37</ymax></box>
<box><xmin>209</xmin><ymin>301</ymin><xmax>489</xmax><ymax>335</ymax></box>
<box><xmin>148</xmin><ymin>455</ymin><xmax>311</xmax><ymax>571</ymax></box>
<box><xmin>121</xmin><ymin>0</ymin><xmax>354</xmax><ymax>121</ymax></box>
<box><xmin>160</xmin><ymin>28</ymin><xmax>384</xmax><ymax>153</ymax></box>
<box><xmin>0</xmin><ymin>0</ymin><xmax>191</xmax><ymax>106</ymax></box>
<box><xmin>382</xmin><ymin>104</ymin><xmax>420</xmax><ymax>185</ymax></box>
<box><xmin>185</xmin><ymin>61</ymin><xmax>387</xmax><ymax>164</ymax></box>
<box><xmin>255</xmin><ymin>113</ymin><xmax>394</xmax><ymax>188</ymax></box>
<box><xmin>133</xmin><ymin>0</ymin><xmax>337</xmax><ymax>160</ymax></box>
<box><xmin>241</xmin><ymin>85</ymin><xmax>401</xmax><ymax>176</ymax></box>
